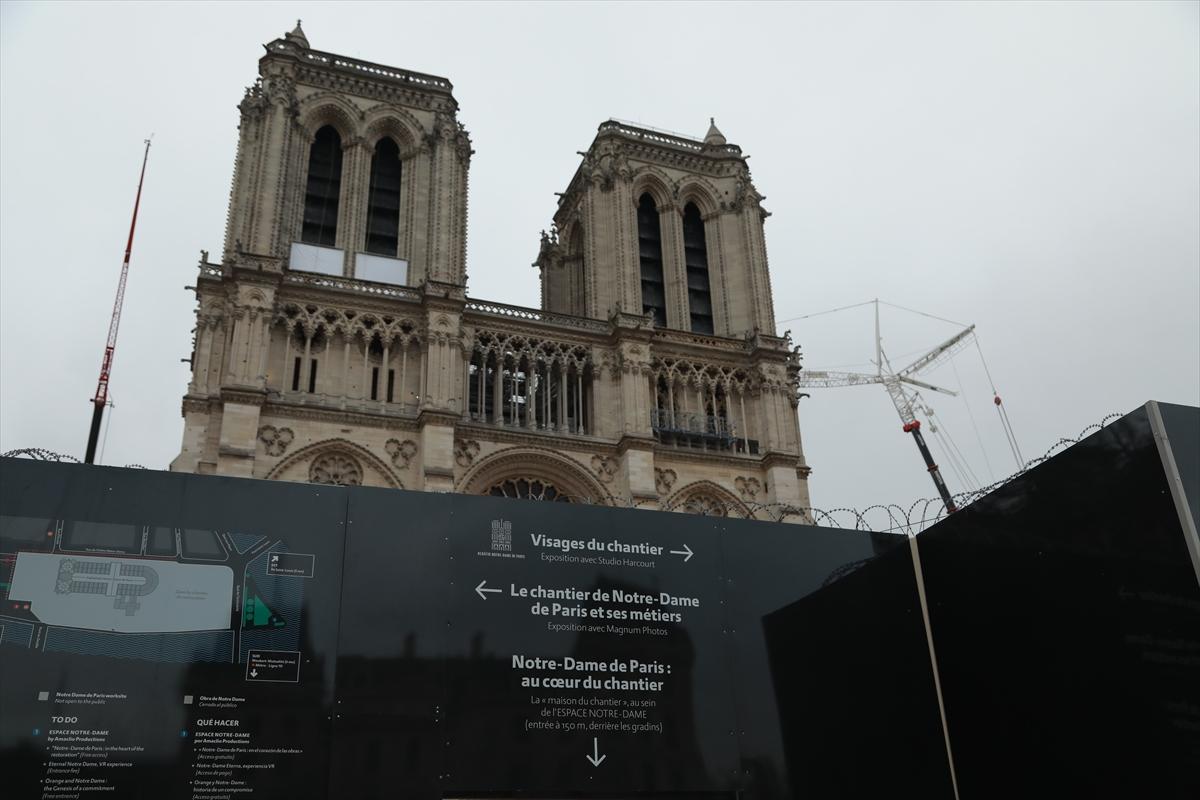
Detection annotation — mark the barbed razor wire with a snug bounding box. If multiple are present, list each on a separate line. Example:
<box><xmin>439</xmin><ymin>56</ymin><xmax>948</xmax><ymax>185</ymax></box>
<box><xmin>1</xmin><ymin>410</ymin><xmax>1128</xmax><ymax>534</ymax></box>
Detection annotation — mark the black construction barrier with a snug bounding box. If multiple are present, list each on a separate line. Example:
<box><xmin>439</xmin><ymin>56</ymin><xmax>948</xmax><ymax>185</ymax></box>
<box><xmin>1</xmin><ymin>401</ymin><xmax>1196</xmax><ymax>799</ymax></box>
<box><xmin>915</xmin><ymin>401</ymin><xmax>1200</xmax><ymax>799</ymax></box>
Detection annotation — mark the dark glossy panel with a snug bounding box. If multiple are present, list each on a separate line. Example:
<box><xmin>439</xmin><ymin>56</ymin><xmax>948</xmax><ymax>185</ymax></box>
<box><xmin>60</xmin><ymin>519</ymin><xmax>142</xmax><ymax>553</ymax></box>
<box><xmin>720</xmin><ymin>518</ymin><xmax>954</xmax><ymax>800</ymax></box>
<box><xmin>328</xmin><ymin>487</ymin><xmax>454</xmax><ymax>800</ymax></box>
<box><xmin>0</xmin><ymin>459</ymin><xmax>348</xmax><ymax>799</ymax></box>
<box><xmin>0</xmin><ymin>515</ymin><xmax>56</xmax><ymax>551</ymax></box>
<box><xmin>1158</xmin><ymin>401</ymin><xmax>1200</xmax><ymax>536</ymax></box>
<box><xmin>917</xmin><ymin>405</ymin><xmax>1200</xmax><ymax>799</ymax></box>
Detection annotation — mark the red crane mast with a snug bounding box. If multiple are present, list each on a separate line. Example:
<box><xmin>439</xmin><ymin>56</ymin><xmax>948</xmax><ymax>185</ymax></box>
<box><xmin>84</xmin><ymin>138</ymin><xmax>152</xmax><ymax>464</ymax></box>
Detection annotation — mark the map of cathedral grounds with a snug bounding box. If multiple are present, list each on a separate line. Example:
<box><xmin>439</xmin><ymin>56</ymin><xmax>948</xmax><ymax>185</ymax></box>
<box><xmin>0</xmin><ymin>516</ymin><xmax>306</xmax><ymax>664</ymax></box>
<box><xmin>9</xmin><ymin>553</ymin><xmax>231</xmax><ymax>632</ymax></box>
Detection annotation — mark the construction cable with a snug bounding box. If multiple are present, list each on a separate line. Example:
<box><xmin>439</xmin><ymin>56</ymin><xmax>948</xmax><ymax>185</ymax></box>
<box><xmin>776</xmin><ymin>299</ymin><xmax>878</xmax><ymax>326</ymax></box>
<box><xmin>878</xmin><ymin>300</ymin><xmax>967</xmax><ymax>328</ymax></box>
<box><xmin>942</xmin><ymin>426</ymin><xmax>980</xmax><ymax>490</ymax></box>
<box><xmin>996</xmin><ymin>394</ymin><xmax>1023</xmax><ymax>466</ymax></box>
<box><xmin>952</xmin><ymin>357</ymin><xmax>996</xmax><ymax>483</ymax></box>
<box><xmin>931</xmin><ymin>432</ymin><xmax>970</xmax><ymax>491</ymax></box>
<box><xmin>931</xmin><ymin>420</ymin><xmax>978</xmax><ymax>491</ymax></box>
<box><xmin>933</xmin><ymin>404</ymin><xmax>981</xmax><ymax>489</ymax></box>
<box><xmin>916</xmin><ymin>396</ymin><xmax>972</xmax><ymax>491</ymax></box>
<box><xmin>975</xmin><ymin>337</ymin><xmax>1022</xmax><ymax>465</ymax></box>
<box><xmin>916</xmin><ymin>392</ymin><xmax>980</xmax><ymax>490</ymax></box>
<box><xmin>974</xmin><ymin>337</ymin><xmax>1023</xmax><ymax>467</ymax></box>
<box><xmin>925</xmin><ymin>417</ymin><xmax>967</xmax><ymax>489</ymax></box>
<box><xmin>998</xmin><ymin>400</ymin><xmax>1024</xmax><ymax>464</ymax></box>
<box><xmin>98</xmin><ymin>399</ymin><xmax>115</xmax><ymax>465</ymax></box>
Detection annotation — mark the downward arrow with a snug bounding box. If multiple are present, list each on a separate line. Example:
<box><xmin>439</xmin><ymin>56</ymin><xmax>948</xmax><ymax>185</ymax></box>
<box><xmin>586</xmin><ymin>736</ymin><xmax>606</xmax><ymax>767</ymax></box>
<box><xmin>475</xmin><ymin>580</ymin><xmax>503</xmax><ymax>600</ymax></box>
<box><xmin>669</xmin><ymin>543</ymin><xmax>694</xmax><ymax>562</ymax></box>
<box><xmin>250</xmin><ymin>669</ymin><xmax>258</xmax><ymax>678</ymax></box>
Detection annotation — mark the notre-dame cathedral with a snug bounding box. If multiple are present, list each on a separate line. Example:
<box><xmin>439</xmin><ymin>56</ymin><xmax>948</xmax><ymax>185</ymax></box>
<box><xmin>170</xmin><ymin>23</ymin><xmax>812</xmax><ymax>519</ymax></box>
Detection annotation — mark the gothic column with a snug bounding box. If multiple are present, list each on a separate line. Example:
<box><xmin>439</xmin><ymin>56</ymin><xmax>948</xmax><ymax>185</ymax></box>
<box><xmin>530</xmin><ymin>357</ymin><xmax>540</xmax><ymax>429</ymax></box>
<box><xmin>425</xmin><ymin>114</ymin><xmax>471</xmax><ymax>284</ymax></box>
<box><xmin>280</xmin><ymin>323</ymin><xmax>293</xmax><ymax>392</ymax></box>
<box><xmin>660</xmin><ymin>204</ymin><xmax>688</xmax><ymax>330</ymax></box>
<box><xmin>418</xmin><ymin>338</ymin><xmax>429</xmax><ymax>409</ymax></box>
<box><xmin>190</xmin><ymin>318</ymin><xmax>214</xmax><ymax>394</ymax></box>
<box><xmin>408</xmin><ymin>143</ymin><xmax>433</xmax><ymax>284</ymax></box>
<box><xmin>319</xmin><ymin>333</ymin><xmax>332</xmax><ymax>395</ymax></box>
<box><xmin>245</xmin><ymin>70</ymin><xmax>297</xmax><ymax>259</ymax></box>
<box><xmin>460</xmin><ymin>341</ymin><xmax>472</xmax><ymax>420</ymax></box>
<box><xmin>702</xmin><ymin>210</ymin><xmax>728</xmax><ymax>335</ymax></box>
<box><xmin>741</xmin><ymin>206</ymin><xmax>776</xmax><ymax>333</ymax></box>
<box><xmin>340</xmin><ymin>138</ymin><xmax>371</xmax><ymax>276</ymax></box>
<box><xmin>399</xmin><ymin>340</ymin><xmax>410</xmax><ymax>409</ymax></box>
<box><xmin>493</xmin><ymin>354</ymin><xmax>504</xmax><ymax>424</ymax></box>
<box><xmin>611</xmin><ymin>173</ymin><xmax>634</xmax><ymax>320</ymax></box>
<box><xmin>556</xmin><ymin>362</ymin><xmax>566</xmax><ymax>431</ymax></box>
<box><xmin>381</xmin><ymin>339</ymin><xmax>392</xmax><ymax>409</ymax></box>
<box><xmin>254</xmin><ymin>313</ymin><xmax>271</xmax><ymax>388</ymax></box>
<box><xmin>239</xmin><ymin>310</ymin><xmax>260</xmax><ymax>384</ymax></box>
<box><xmin>223</xmin><ymin>307</ymin><xmax>247</xmax><ymax>384</ymax></box>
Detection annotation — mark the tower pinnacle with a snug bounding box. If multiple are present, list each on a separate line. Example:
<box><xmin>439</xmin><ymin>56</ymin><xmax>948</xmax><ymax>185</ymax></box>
<box><xmin>285</xmin><ymin>20</ymin><xmax>309</xmax><ymax>49</ymax></box>
<box><xmin>703</xmin><ymin>118</ymin><xmax>727</xmax><ymax>147</ymax></box>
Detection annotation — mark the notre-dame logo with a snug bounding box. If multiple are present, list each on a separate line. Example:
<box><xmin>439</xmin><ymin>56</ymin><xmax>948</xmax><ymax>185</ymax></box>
<box><xmin>490</xmin><ymin>519</ymin><xmax>512</xmax><ymax>552</ymax></box>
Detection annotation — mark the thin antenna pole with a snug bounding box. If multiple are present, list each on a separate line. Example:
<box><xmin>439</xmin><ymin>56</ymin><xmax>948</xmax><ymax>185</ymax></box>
<box><xmin>874</xmin><ymin>298</ymin><xmax>882</xmax><ymax>377</ymax></box>
<box><xmin>85</xmin><ymin>138</ymin><xmax>151</xmax><ymax>464</ymax></box>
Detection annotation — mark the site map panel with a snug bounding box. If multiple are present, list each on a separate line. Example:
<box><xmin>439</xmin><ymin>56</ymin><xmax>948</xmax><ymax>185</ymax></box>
<box><xmin>0</xmin><ymin>461</ymin><xmax>347</xmax><ymax>800</ymax></box>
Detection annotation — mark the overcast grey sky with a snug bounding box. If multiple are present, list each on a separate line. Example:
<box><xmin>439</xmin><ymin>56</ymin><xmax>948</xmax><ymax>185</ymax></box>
<box><xmin>2</xmin><ymin>1</ymin><xmax>1197</xmax><ymax>515</ymax></box>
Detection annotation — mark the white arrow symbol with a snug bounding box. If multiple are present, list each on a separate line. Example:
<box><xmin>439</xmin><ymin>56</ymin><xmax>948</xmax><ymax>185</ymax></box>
<box><xmin>250</xmin><ymin>669</ymin><xmax>258</xmax><ymax>678</ymax></box>
<box><xmin>669</xmin><ymin>544</ymin><xmax>694</xmax><ymax>562</ymax></box>
<box><xmin>475</xmin><ymin>580</ymin><xmax>502</xmax><ymax>600</ymax></box>
<box><xmin>586</xmin><ymin>737</ymin><xmax>606</xmax><ymax>767</ymax></box>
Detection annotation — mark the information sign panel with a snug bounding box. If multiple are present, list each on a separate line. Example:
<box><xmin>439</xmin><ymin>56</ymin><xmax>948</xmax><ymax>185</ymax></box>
<box><xmin>441</xmin><ymin>498</ymin><xmax>737</xmax><ymax>793</ymax></box>
<box><xmin>0</xmin><ymin>463</ymin><xmax>347</xmax><ymax>799</ymax></box>
<box><xmin>1</xmin><ymin>458</ymin><xmax>955</xmax><ymax>799</ymax></box>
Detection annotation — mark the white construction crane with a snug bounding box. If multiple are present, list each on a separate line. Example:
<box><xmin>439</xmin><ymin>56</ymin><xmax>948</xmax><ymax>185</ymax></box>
<box><xmin>797</xmin><ymin>300</ymin><xmax>977</xmax><ymax>513</ymax></box>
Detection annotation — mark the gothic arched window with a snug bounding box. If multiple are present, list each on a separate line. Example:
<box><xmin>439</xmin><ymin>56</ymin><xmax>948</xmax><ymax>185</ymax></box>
<box><xmin>637</xmin><ymin>193</ymin><xmax>666</xmax><ymax>325</ymax></box>
<box><xmin>486</xmin><ymin>478</ymin><xmax>573</xmax><ymax>502</ymax></box>
<box><xmin>365</xmin><ymin>137</ymin><xmax>402</xmax><ymax>256</ymax></box>
<box><xmin>682</xmin><ymin>202</ymin><xmax>714</xmax><ymax>334</ymax></box>
<box><xmin>681</xmin><ymin>493</ymin><xmax>727</xmax><ymax>517</ymax></box>
<box><xmin>302</xmin><ymin>126</ymin><xmax>343</xmax><ymax>247</ymax></box>
<box><xmin>568</xmin><ymin>225</ymin><xmax>586</xmax><ymax>316</ymax></box>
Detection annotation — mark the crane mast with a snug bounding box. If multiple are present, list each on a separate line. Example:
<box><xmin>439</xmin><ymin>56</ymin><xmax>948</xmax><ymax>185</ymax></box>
<box><xmin>798</xmin><ymin>300</ymin><xmax>976</xmax><ymax>513</ymax></box>
<box><xmin>84</xmin><ymin>139</ymin><xmax>152</xmax><ymax>465</ymax></box>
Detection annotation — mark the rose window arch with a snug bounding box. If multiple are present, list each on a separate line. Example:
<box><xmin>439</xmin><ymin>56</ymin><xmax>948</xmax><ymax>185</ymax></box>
<box><xmin>485</xmin><ymin>477</ymin><xmax>573</xmax><ymax>502</ymax></box>
<box><xmin>681</xmin><ymin>493</ymin><xmax>727</xmax><ymax>517</ymax></box>
<box><xmin>309</xmin><ymin>453</ymin><xmax>363</xmax><ymax>486</ymax></box>
<box><xmin>666</xmin><ymin>481</ymin><xmax>749</xmax><ymax>518</ymax></box>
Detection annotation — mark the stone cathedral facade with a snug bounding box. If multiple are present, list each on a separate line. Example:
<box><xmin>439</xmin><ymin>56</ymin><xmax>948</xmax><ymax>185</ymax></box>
<box><xmin>170</xmin><ymin>24</ymin><xmax>813</xmax><ymax>519</ymax></box>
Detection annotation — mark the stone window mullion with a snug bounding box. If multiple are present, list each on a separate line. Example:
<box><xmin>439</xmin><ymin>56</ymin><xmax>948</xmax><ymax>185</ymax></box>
<box><xmin>339</xmin><ymin>139</ymin><xmax>371</xmax><ymax>275</ymax></box>
<box><xmin>703</xmin><ymin>209</ymin><xmax>727</xmax><ymax>336</ymax></box>
<box><xmin>661</xmin><ymin>204</ymin><xmax>687</xmax><ymax>330</ymax></box>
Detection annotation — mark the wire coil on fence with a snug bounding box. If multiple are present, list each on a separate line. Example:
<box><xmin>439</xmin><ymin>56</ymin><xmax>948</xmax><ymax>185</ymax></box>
<box><xmin>1</xmin><ymin>411</ymin><xmax>1126</xmax><ymax>535</ymax></box>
